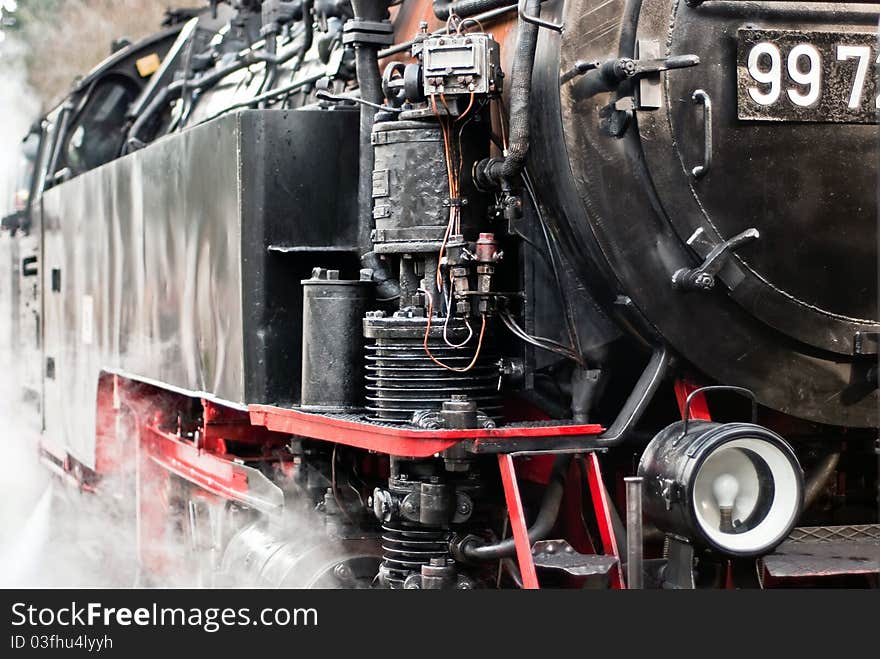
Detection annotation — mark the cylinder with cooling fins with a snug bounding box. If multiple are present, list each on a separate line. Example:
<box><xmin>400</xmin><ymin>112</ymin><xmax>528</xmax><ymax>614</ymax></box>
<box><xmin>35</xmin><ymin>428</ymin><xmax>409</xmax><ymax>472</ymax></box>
<box><xmin>363</xmin><ymin>310</ymin><xmax>501</xmax><ymax>424</ymax></box>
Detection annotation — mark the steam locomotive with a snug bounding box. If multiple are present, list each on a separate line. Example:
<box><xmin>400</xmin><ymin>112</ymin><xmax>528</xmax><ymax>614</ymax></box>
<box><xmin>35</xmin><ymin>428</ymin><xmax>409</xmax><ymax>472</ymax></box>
<box><xmin>2</xmin><ymin>0</ymin><xmax>878</xmax><ymax>588</ymax></box>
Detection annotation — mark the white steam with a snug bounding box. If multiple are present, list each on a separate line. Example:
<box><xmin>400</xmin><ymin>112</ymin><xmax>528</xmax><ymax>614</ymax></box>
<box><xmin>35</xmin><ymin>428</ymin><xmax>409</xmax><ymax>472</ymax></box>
<box><xmin>0</xmin><ymin>33</ymin><xmax>139</xmax><ymax>588</ymax></box>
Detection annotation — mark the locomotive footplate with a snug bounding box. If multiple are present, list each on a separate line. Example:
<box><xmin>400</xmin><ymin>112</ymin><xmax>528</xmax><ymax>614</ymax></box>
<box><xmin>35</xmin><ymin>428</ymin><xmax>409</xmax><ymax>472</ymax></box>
<box><xmin>248</xmin><ymin>405</ymin><xmax>605</xmax><ymax>457</ymax></box>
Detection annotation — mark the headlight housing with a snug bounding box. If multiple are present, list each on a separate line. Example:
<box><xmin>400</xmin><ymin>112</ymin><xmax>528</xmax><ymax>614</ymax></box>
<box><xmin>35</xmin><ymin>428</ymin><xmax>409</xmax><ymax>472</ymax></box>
<box><xmin>638</xmin><ymin>419</ymin><xmax>803</xmax><ymax>557</ymax></box>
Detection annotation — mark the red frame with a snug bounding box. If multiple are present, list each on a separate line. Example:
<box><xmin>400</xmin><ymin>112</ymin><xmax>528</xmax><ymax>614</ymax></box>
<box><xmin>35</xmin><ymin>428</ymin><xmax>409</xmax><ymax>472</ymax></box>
<box><xmin>46</xmin><ymin>374</ymin><xmax>627</xmax><ymax>589</ymax></box>
<box><xmin>674</xmin><ymin>379</ymin><xmax>711</xmax><ymax>421</ymax></box>
<box><xmin>249</xmin><ymin>404</ymin><xmax>604</xmax><ymax>458</ymax></box>
<box><xmin>498</xmin><ymin>454</ymin><xmax>541</xmax><ymax>589</ymax></box>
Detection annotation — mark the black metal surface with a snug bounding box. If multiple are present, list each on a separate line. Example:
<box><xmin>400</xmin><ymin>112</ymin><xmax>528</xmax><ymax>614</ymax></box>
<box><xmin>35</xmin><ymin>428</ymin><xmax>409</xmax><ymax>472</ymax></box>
<box><xmin>301</xmin><ymin>268</ymin><xmax>373</xmax><ymax>412</ymax></box>
<box><xmin>644</xmin><ymin>7</ymin><xmax>879</xmax><ymax>354</ymax></box>
<box><xmin>39</xmin><ymin>108</ymin><xmax>358</xmax><ymax>467</ymax></box>
<box><xmin>363</xmin><ymin>312</ymin><xmax>501</xmax><ymax>424</ymax></box>
<box><xmin>543</xmin><ymin>0</ymin><xmax>880</xmax><ymax>427</ymax></box>
<box><xmin>465</xmin><ymin>346</ymin><xmax>669</xmax><ymax>454</ymax></box>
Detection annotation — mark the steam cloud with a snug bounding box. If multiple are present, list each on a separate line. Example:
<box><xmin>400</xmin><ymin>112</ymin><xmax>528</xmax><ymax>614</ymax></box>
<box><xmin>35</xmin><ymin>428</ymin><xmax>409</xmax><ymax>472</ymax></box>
<box><xmin>0</xmin><ymin>8</ymin><xmax>350</xmax><ymax>589</ymax></box>
<box><xmin>0</xmin><ymin>32</ymin><xmax>140</xmax><ymax>588</ymax></box>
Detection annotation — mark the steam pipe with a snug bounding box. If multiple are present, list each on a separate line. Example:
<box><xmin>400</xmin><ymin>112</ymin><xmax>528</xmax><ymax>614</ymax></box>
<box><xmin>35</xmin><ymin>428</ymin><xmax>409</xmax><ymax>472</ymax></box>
<box><xmin>259</xmin><ymin>5</ymin><xmax>314</xmax><ymax>106</ymax></box>
<box><xmin>350</xmin><ymin>0</ymin><xmax>388</xmax><ymax>255</ymax></box>
<box><xmin>361</xmin><ymin>251</ymin><xmax>401</xmax><ymax>301</ymax></box>
<box><xmin>128</xmin><ymin>11</ymin><xmax>316</xmax><ymax>149</ymax></box>
<box><xmin>593</xmin><ymin>346</ymin><xmax>668</xmax><ymax>447</ymax></box>
<box><xmin>433</xmin><ymin>0</ymin><xmax>511</xmax><ymax>19</ymax></box>
<box><xmin>379</xmin><ymin>4</ymin><xmax>518</xmax><ymax>58</ymax></box>
<box><xmin>125</xmin><ymin>80</ymin><xmax>184</xmax><ymax>150</ymax></box>
<box><xmin>474</xmin><ymin>0</ymin><xmax>540</xmax><ymax>189</ymax></box>
<box><xmin>803</xmin><ymin>451</ymin><xmax>840</xmax><ymax>512</ymax></box>
<box><xmin>458</xmin><ymin>454</ymin><xmax>571</xmax><ymax>560</ymax></box>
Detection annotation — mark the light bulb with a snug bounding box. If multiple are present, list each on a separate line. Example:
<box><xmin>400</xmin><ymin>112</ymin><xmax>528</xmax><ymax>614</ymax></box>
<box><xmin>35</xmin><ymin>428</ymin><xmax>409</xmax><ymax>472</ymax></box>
<box><xmin>712</xmin><ymin>473</ymin><xmax>740</xmax><ymax>509</ymax></box>
<box><xmin>712</xmin><ymin>473</ymin><xmax>739</xmax><ymax>533</ymax></box>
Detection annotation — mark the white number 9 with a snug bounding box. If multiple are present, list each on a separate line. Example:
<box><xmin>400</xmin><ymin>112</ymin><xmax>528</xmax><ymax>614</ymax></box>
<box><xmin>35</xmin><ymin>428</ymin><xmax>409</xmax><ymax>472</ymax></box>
<box><xmin>787</xmin><ymin>44</ymin><xmax>821</xmax><ymax>107</ymax></box>
<box><xmin>747</xmin><ymin>42</ymin><xmax>782</xmax><ymax>105</ymax></box>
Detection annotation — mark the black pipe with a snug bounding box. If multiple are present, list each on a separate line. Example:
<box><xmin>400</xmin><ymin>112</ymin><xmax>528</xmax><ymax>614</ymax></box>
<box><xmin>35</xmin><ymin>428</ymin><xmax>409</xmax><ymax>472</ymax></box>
<box><xmin>458</xmin><ymin>454</ymin><xmax>571</xmax><ymax>560</ymax></box>
<box><xmin>803</xmin><ymin>451</ymin><xmax>840</xmax><ymax>512</ymax></box>
<box><xmin>433</xmin><ymin>0</ymin><xmax>510</xmax><ymax>20</ymax></box>
<box><xmin>379</xmin><ymin>4</ymin><xmax>517</xmax><ymax>58</ymax></box>
<box><xmin>475</xmin><ymin>0</ymin><xmax>540</xmax><ymax>188</ymax></box>
<box><xmin>350</xmin><ymin>0</ymin><xmax>388</xmax><ymax>255</ymax></box>
<box><xmin>125</xmin><ymin>80</ymin><xmax>185</xmax><ymax>150</ymax></box>
<box><xmin>361</xmin><ymin>251</ymin><xmax>401</xmax><ymax>300</ymax></box>
<box><xmin>594</xmin><ymin>346</ymin><xmax>668</xmax><ymax>447</ymax></box>
<box><xmin>259</xmin><ymin>6</ymin><xmax>314</xmax><ymax>107</ymax></box>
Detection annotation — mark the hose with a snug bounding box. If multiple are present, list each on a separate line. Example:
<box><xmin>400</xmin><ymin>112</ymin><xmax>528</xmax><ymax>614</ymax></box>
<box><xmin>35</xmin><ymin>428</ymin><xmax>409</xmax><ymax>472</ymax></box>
<box><xmin>433</xmin><ymin>0</ymin><xmax>511</xmax><ymax>19</ymax></box>
<box><xmin>459</xmin><ymin>454</ymin><xmax>571</xmax><ymax>560</ymax></box>
<box><xmin>475</xmin><ymin>0</ymin><xmax>540</xmax><ymax>188</ymax></box>
<box><xmin>350</xmin><ymin>0</ymin><xmax>388</xmax><ymax>254</ymax></box>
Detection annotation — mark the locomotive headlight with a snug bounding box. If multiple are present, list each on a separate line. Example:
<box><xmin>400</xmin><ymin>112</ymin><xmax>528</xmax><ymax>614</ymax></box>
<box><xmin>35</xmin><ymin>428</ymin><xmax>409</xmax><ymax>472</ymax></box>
<box><xmin>638</xmin><ymin>419</ymin><xmax>803</xmax><ymax>557</ymax></box>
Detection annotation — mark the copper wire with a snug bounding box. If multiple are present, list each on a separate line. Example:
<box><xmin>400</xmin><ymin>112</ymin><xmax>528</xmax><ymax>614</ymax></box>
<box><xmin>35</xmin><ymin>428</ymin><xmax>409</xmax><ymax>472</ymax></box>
<box><xmin>422</xmin><ymin>286</ymin><xmax>487</xmax><ymax>373</ymax></box>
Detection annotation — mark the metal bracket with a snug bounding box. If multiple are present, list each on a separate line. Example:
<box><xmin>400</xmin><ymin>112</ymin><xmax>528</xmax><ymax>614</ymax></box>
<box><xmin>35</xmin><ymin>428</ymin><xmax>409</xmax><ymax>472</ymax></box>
<box><xmin>672</xmin><ymin>227</ymin><xmax>759</xmax><ymax>291</ymax></box>
<box><xmin>531</xmin><ymin>540</ymin><xmax>618</xmax><ymax>578</ymax></box>
<box><xmin>593</xmin><ymin>40</ymin><xmax>699</xmax><ymax>136</ymax></box>
<box><xmin>661</xmin><ymin>536</ymin><xmax>696</xmax><ymax>589</ymax></box>
<box><xmin>853</xmin><ymin>331</ymin><xmax>880</xmax><ymax>356</ymax></box>
<box><xmin>342</xmin><ymin>19</ymin><xmax>394</xmax><ymax>47</ymax></box>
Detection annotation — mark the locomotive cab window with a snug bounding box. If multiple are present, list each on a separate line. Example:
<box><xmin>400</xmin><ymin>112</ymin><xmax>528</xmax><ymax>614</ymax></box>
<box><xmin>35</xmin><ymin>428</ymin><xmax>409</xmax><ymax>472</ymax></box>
<box><xmin>64</xmin><ymin>77</ymin><xmax>139</xmax><ymax>176</ymax></box>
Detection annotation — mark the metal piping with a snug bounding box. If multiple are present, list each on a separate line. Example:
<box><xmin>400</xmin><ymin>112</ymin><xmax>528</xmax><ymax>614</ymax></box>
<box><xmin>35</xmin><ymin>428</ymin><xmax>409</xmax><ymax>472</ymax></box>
<box><xmin>378</xmin><ymin>5</ymin><xmax>518</xmax><ymax>58</ymax></box>
<box><xmin>624</xmin><ymin>476</ymin><xmax>644</xmax><ymax>589</ymax></box>
<box><xmin>350</xmin><ymin>0</ymin><xmax>388</xmax><ymax>255</ymax></box>
<box><xmin>458</xmin><ymin>454</ymin><xmax>571</xmax><ymax>560</ymax></box>
<box><xmin>433</xmin><ymin>0</ymin><xmax>512</xmax><ymax>20</ymax></box>
<box><xmin>803</xmin><ymin>451</ymin><xmax>840</xmax><ymax>512</ymax></box>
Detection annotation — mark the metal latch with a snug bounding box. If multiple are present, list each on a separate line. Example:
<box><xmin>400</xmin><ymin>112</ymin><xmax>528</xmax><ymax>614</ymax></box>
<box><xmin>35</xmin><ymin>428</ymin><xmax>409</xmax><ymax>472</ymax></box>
<box><xmin>574</xmin><ymin>40</ymin><xmax>699</xmax><ymax>137</ymax></box>
<box><xmin>672</xmin><ymin>228</ymin><xmax>759</xmax><ymax>292</ymax></box>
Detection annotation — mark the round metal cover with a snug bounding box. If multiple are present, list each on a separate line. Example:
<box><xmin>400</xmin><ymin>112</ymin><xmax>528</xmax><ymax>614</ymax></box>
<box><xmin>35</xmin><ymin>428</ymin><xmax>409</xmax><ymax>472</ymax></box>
<box><xmin>635</xmin><ymin>0</ymin><xmax>879</xmax><ymax>356</ymax></box>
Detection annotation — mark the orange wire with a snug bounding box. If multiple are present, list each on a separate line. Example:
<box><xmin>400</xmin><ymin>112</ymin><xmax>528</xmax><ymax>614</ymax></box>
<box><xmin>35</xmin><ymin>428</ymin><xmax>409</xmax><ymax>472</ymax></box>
<box><xmin>423</xmin><ymin>297</ymin><xmax>487</xmax><ymax>373</ymax></box>
<box><xmin>426</xmin><ymin>93</ymin><xmax>483</xmax><ymax>372</ymax></box>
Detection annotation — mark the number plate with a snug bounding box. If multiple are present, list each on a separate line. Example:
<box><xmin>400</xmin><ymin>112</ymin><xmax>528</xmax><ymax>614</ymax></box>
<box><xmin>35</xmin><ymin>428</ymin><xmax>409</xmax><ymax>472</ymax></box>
<box><xmin>737</xmin><ymin>29</ymin><xmax>878</xmax><ymax>123</ymax></box>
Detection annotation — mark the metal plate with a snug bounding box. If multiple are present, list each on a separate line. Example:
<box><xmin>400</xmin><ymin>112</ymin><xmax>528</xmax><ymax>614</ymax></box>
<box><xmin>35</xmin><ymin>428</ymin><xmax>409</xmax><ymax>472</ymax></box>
<box><xmin>762</xmin><ymin>541</ymin><xmax>880</xmax><ymax>578</ymax></box>
<box><xmin>738</xmin><ymin>29</ymin><xmax>878</xmax><ymax>123</ymax></box>
<box><xmin>40</xmin><ymin>109</ymin><xmax>359</xmax><ymax>468</ymax></box>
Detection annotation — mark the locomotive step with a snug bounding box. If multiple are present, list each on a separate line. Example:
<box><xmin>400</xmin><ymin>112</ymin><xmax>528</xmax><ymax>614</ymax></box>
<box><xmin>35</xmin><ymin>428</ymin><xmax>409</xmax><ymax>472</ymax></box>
<box><xmin>760</xmin><ymin>525</ymin><xmax>880</xmax><ymax>581</ymax></box>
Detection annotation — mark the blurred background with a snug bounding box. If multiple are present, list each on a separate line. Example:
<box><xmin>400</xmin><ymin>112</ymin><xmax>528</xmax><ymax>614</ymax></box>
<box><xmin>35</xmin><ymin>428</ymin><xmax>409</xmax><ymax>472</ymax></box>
<box><xmin>0</xmin><ymin>0</ymin><xmax>195</xmax><ymax>587</ymax></box>
<box><xmin>1</xmin><ymin>1</ymin><xmax>192</xmax><ymax>109</ymax></box>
